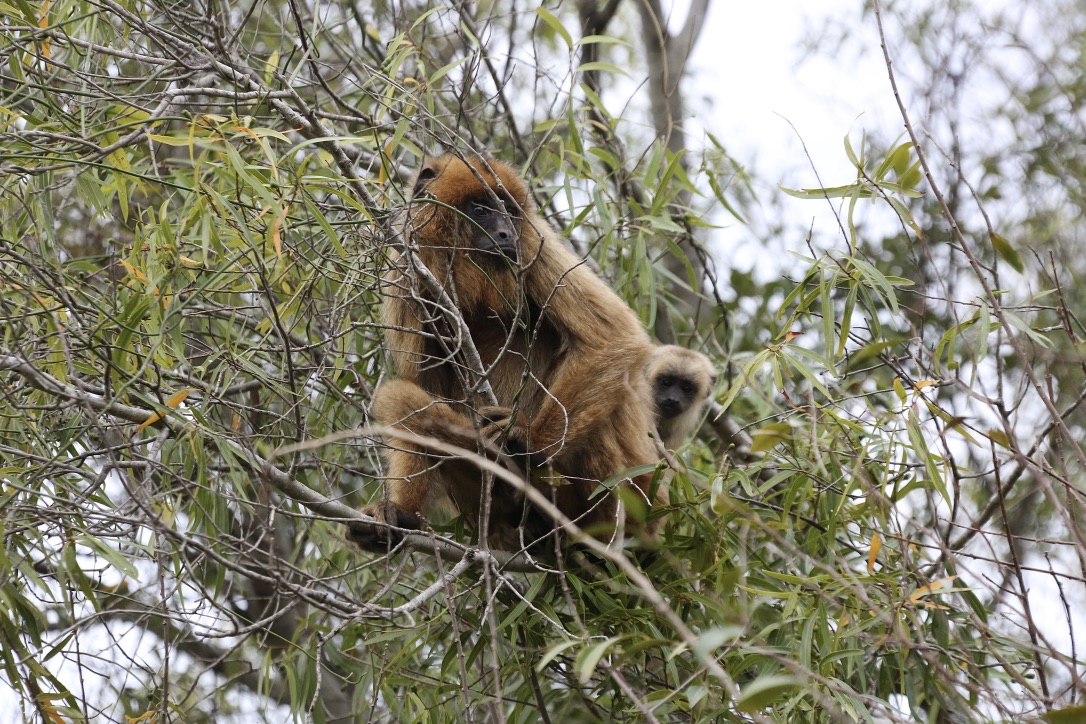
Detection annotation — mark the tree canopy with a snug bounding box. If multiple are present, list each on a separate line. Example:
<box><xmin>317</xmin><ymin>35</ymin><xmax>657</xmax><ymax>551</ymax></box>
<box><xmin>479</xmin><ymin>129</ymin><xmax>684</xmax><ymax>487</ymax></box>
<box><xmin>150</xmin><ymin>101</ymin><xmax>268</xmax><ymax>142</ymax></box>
<box><xmin>1</xmin><ymin>0</ymin><xmax>1084</xmax><ymax>721</ymax></box>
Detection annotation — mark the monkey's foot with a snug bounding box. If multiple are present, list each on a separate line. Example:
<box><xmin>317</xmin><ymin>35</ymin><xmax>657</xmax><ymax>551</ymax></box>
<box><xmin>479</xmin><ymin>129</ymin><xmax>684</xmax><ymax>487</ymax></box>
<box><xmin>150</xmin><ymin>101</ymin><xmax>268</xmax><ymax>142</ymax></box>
<box><xmin>477</xmin><ymin>405</ymin><xmax>528</xmax><ymax>456</ymax></box>
<box><xmin>346</xmin><ymin>502</ymin><xmax>423</xmax><ymax>553</ymax></box>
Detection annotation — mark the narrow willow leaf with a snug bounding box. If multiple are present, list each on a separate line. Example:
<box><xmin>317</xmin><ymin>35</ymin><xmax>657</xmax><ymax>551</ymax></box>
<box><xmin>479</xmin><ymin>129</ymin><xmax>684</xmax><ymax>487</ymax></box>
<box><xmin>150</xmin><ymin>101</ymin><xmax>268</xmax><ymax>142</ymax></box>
<box><xmin>577</xmin><ymin>636</ymin><xmax>622</xmax><ymax>683</ymax></box>
<box><xmin>1044</xmin><ymin>705</ymin><xmax>1086</xmax><ymax>724</ymax></box>
<box><xmin>990</xmin><ymin>232</ymin><xmax>1024</xmax><ymax>272</ymax></box>
<box><xmin>908</xmin><ymin>575</ymin><xmax>958</xmax><ymax>602</ymax></box>
<box><xmin>536</xmin><ymin>640</ymin><xmax>579</xmax><ymax>672</ymax></box>
<box><xmin>750</xmin><ymin>422</ymin><xmax>791</xmax><ymax>454</ymax></box>
<box><xmin>867</xmin><ymin>534</ymin><xmax>882</xmax><ymax>575</ymax></box>
<box><xmin>575</xmin><ymin>61</ymin><xmax>631</xmax><ymax>77</ymax></box>
<box><xmin>844</xmin><ymin>133</ymin><xmax>860</xmax><ymax>167</ymax></box>
<box><xmin>535</xmin><ymin>7</ymin><xmax>572</xmax><ymax>49</ymax></box>
<box><xmin>736</xmin><ymin>675</ymin><xmax>802</xmax><ymax>712</ymax></box>
<box><xmin>893</xmin><ymin>378</ymin><xmax>907</xmax><ymax>404</ymax></box>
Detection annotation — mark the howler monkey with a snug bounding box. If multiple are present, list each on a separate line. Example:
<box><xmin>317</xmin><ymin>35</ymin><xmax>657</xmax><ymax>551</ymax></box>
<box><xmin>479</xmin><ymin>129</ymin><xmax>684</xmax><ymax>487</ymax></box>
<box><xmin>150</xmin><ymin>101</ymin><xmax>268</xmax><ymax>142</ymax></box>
<box><xmin>646</xmin><ymin>345</ymin><xmax>717</xmax><ymax>450</ymax></box>
<box><xmin>349</xmin><ymin>153</ymin><xmax>661</xmax><ymax>552</ymax></box>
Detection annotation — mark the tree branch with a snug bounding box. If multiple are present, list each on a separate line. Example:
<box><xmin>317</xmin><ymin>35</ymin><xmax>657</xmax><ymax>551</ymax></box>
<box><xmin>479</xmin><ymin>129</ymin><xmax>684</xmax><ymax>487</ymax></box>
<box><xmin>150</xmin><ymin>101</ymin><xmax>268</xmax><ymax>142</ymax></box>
<box><xmin>0</xmin><ymin>354</ymin><xmax>538</xmax><ymax>573</ymax></box>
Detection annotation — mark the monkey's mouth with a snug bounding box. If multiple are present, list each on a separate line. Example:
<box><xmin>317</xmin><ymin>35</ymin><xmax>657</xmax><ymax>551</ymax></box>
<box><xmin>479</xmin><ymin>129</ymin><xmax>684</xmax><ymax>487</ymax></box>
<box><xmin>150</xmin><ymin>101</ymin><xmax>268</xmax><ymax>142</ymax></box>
<box><xmin>480</xmin><ymin>236</ymin><xmax>519</xmax><ymax>263</ymax></box>
<box><xmin>658</xmin><ymin>400</ymin><xmax>683</xmax><ymax>419</ymax></box>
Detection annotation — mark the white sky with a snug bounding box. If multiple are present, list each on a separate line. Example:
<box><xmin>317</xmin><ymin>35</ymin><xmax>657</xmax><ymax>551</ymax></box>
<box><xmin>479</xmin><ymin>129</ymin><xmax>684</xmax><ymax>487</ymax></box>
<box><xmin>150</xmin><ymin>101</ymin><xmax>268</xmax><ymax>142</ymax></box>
<box><xmin>688</xmin><ymin>0</ymin><xmax>903</xmax><ymax>271</ymax></box>
<box><xmin>694</xmin><ymin>1</ymin><xmax>896</xmax><ymax>177</ymax></box>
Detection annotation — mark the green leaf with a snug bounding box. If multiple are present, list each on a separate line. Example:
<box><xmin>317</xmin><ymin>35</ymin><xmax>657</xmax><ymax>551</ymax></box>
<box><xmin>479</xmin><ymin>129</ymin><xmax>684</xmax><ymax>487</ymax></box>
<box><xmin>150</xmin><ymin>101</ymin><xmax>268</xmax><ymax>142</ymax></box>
<box><xmin>535</xmin><ymin>7</ymin><xmax>572</xmax><ymax>49</ymax></box>
<box><xmin>62</xmin><ymin>544</ymin><xmax>98</xmax><ymax>610</ymax></box>
<box><xmin>1003</xmin><ymin>310</ymin><xmax>1051</xmax><ymax>348</ymax></box>
<box><xmin>576</xmin><ymin>636</ymin><xmax>622</xmax><ymax>683</ymax></box>
<box><xmin>429</xmin><ymin>56</ymin><xmax>470</xmax><ymax>85</ymax></box>
<box><xmin>716</xmin><ymin>348</ymin><xmax>772</xmax><ymax>416</ymax></box>
<box><xmin>693</xmin><ymin>626</ymin><xmax>744</xmax><ymax>656</ymax></box>
<box><xmin>536</xmin><ymin>640</ymin><xmax>579</xmax><ymax>672</ymax></box>
<box><xmin>1043</xmin><ymin>705</ymin><xmax>1086</xmax><ymax>723</ymax></box>
<box><xmin>750</xmin><ymin>422</ymin><xmax>791</xmax><ymax>453</ymax></box>
<box><xmin>686</xmin><ymin>684</ymin><xmax>708</xmax><ymax>709</ymax></box>
<box><xmin>590</xmin><ymin>463</ymin><xmax>661</xmax><ymax>499</ymax></box>
<box><xmin>899</xmin><ymin>159</ymin><xmax>923</xmax><ymax>189</ymax></box>
<box><xmin>79</xmin><ymin>536</ymin><xmax>140</xmax><ymax>581</ymax></box>
<box><xmin>905</xmin><ymin>411</ymin><xmax>951</xmax><ymax>508</ymax></box>
<box><xmin>575</xmin><ymin>35</ymin><xmax>632</xmax><ymax>48</ymax></box>
<box><xmin>986</xmin><ymin>428</ymin><xmax>1011</xmax><ymax>449</ymax></box>
<box><xmin>843</xmin><ymin>338</ymin><xmax>901</xmax><ymax>372</ymax></box>
<box><xmin>893</xmin><ymin>377</ymin><xmax>907</xmax><ymax>404</ymax></box>
<box><xmin>843</xmin><ymin>134</ymin><xmax>861</xmax><ymax>168</ymax></box>
<box><xmin>990</xmin><ymin>232</ymin><xmax>1024</xmax><ymax>272</ymax></box>
<box><xmin>736</xmin><ymin>675</ymin><xmax>802</xmax><ymax>712</ymax></box>
<box><xmin>575</xmin><ymin>61</ymin><xmax>631</xmax><ymax>78</ymax></box>
<box><xmin>890</xmin><ymin>142</ymin><xmax>914</xmax><ymax>176</ymax></box>
<box><xmin>780</xmin><ymin>183</ymin><xmax>866</xmax><ymax>200</ymax></box>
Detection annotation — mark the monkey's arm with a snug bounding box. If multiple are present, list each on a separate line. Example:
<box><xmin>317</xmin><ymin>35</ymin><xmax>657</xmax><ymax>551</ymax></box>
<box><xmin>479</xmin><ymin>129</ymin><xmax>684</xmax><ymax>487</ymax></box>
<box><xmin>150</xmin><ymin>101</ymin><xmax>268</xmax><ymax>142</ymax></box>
<box><xmin>520</xmin><ymin>236</ymin><xmax>654</xmax><ymax>455</ymax></box>
<box><xmin>351</xmin><ymin>380</ymin><xmax>512</xmax><ymax>552</ymax></box>
<box><xmin>381</xmin><ymin>262</ymin><xmax>424</xmax><ymax>371</ymax></box>
<box><xmin>381</xmin><ymin>262</ymin><xmax>440</xmax><ymax>384</ymax></box>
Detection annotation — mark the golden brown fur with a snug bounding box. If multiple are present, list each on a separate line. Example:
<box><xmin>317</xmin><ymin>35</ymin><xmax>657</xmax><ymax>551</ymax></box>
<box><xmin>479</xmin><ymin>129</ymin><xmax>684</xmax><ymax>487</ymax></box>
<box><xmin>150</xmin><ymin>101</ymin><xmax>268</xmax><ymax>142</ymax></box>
<box><xmin>647</xmin><ymin>345</ymin><xmax>716</xmax><ymax>449</ymax></box>
<box><xmin>350</xmin><ymin>153</ymin><xmax>661</xmax><ymax>551</ymax></box>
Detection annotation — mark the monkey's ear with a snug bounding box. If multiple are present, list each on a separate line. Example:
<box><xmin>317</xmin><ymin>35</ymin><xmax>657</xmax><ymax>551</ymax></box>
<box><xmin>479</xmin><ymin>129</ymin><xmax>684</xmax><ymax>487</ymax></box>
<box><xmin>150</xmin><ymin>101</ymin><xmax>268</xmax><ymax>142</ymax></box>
<box><xmin>709</xmin><ymin>373</ymin><xmax>719</xmax><ymax>388</ymax></box>
<box><xmin>413</xmin><ymin>166</ymin><xmax>439</xmax><ymax>197</ymax></box>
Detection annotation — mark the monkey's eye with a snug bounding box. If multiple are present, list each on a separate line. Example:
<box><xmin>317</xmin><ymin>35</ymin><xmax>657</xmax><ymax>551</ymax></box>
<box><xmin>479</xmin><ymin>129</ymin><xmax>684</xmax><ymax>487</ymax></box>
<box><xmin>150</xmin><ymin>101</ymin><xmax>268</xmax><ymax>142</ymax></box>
<box><xmin>471</xmin><ymin>202</ymin><xmax>493</xmax><ymax>218</ymax></box>
<box><xmin>681</xmin><ymin>382</ymin><xmax>694</xmax><ymax>395</ymax></box>
<box><xmin>658</xmin><ymin>376</ymin><xmax>674</xmax><ymax>389</ymax></box>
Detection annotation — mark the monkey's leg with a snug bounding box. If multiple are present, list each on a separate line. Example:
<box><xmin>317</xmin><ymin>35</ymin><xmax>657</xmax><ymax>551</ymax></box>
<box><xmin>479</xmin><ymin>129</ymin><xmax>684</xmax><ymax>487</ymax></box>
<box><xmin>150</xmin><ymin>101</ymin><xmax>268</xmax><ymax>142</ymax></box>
<box><xmin>549</xmin><ymin>424</ymin><xmax>663</xmax><ymax>544</ymax></box>
<box><xmin>347</xmin><ymin>441</ymin><xmax>475</xmax><ymax>552</ymax></box>
<box><xmin>476</xmin><ymin>405</ymin><xmax>531</xmax><ymax>457</ymax></box>
<box><xmin>348</xmin><ymin>380</ymin><xmax>494</xmax><ymax>552</ymax></box>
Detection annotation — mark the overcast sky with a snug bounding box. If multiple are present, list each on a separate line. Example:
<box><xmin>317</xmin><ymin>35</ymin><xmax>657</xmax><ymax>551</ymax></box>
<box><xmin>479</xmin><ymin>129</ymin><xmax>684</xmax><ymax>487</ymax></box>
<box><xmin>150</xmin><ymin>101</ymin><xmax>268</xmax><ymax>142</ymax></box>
<box><xmin>694</xmin><ymin>1</ymin><xmax>895</xmax><ymax>174</ymax></box>
<box><xmin>687</xmin><ymin>0</ymin><xmax>902</xmax><ymax>271</ymax></box>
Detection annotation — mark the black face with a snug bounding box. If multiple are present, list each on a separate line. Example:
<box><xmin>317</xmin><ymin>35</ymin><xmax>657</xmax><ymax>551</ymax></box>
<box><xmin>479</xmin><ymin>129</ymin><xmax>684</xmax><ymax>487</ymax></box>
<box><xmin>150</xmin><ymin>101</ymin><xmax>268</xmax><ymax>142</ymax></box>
<box><xmin>465</xmin><ymin>195</ymin><xmax>519</xmax><ymax>262</ymax></box>
<box><xmin>655</xmin><ymin>373</ymin><xmax>698</xmax><ymax>419</ymax></box>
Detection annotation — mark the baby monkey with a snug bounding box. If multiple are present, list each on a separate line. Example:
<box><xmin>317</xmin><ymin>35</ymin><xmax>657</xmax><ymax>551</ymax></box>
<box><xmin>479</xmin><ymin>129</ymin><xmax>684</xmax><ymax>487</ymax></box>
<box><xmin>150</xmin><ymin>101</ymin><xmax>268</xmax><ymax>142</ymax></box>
<box><xmin>647</xmin><ymin>345</ymin><xmax>717</xmax><ymax>449</ymax></box>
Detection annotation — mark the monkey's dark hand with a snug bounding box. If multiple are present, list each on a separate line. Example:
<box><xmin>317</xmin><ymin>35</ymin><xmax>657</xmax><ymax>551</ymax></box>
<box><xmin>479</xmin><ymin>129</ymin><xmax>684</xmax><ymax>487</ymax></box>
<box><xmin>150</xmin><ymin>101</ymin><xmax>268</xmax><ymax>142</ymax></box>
<box><xmin>346</xmin><ymin>502</ymin><xmax>422</xmax><ymax>553</ymax></box>
<box><xmin>478</xmin><ymin>405</ymin><xmax>529</xmax><ymax>457</ymax></box>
